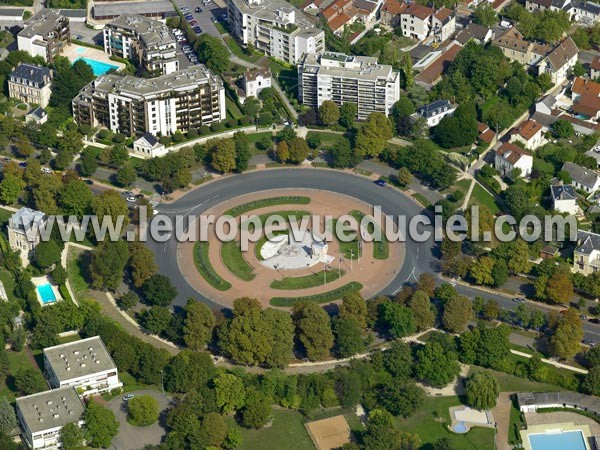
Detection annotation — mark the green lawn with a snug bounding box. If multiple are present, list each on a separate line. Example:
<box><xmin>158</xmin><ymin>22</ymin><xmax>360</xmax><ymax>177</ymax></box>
<box><xmin>193</xmin><ymin>242</ymin><xmax>232</xmax><ymax>291</ymax></box>
<box><xmin>305</xmin><ymin>131</ymin><xmax>343</xmax><ymax>149</ymax></box>
<box><xmin>487</xmin><ymin>369</ymin><xmax>563</xmax><ymax>393</ymax></box>
<box><xmin>395</xmin><ymin>396</ymin><xmax>494</xmax><ymax>450</ymax></box>
<box><xmin>412</xmin><ymin>193</ymin><xmax>431</xmax><ymax>207</ymax></box>
<box><xmin>67</xmin><ymin>247</ymin><xmax>90</xmax><ymax>297</ymax></box>
<box><xmin>349</xmin><ymin>210</ymin><xmax>389</xmax><ymax>260</ymax></box>
<box><xmin>456</xmin><ymin>179</ymin><xmax>472</xmax><ymax>192</ymax></box>
<box><xmin>223</xmin><ymin>35</ymin><xmax>261</xmax><ymax>63</ymax></box>
<box><xmin>0</xmin><ymin>207</ymin><xmax>12</xmax><ymax>225</ymax></box>
<box><xmin>270</xmin><ymin>282</ymin><xmax>362</xmax><ymax>307</ymax></box>
<box><xmin>0</xmin><ymin>350</ymin><xmax>43</xmax><ymax>400</ymax></box>
<box><xmin>469</xmin><ymin>184</ymin><xmax>500</xmax><ymax>214</ymax></box>
<box><xmin>226</xmin><ymin>96</ymin><xmax>244</xmax><ymax>120</ymax></box>
<box><xmin>328</xmin><ymin>218</ymin><xmax>361</xmax><ymax>259</ymax></box>
<box><xmin>270</xmin><ymin>269</ymin><xmax>345</xmax><ymax>290</ymax></box>
<box><xmin>247</xmin><ymin>131</ymin><xmax>274</xmax><ymax>154</ymax></box>
<box><xmin>0</xmin><ymin>268</ymin><xmax>16</xmax><ymax>302</ymax></box>
<box><xmin>214</xmin><ymin>20</ymin><xmax>229</xmax><ymax>34</ymax></box>
<box><xmin>221</xmin><ymin>241</ymin><xmax>255</xmax><ymax>281</ymax></box>
<box><xmin>225</xmin><ymin>197</ymin><xmax>310</xmax><ymax>217</ymax></box>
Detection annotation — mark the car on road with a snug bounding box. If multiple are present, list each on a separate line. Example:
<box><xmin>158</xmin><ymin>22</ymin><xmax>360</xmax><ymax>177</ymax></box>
<box><xmin>192</xmin><ymin>26</ymin><xmax>202</xmax><ymax>34</ymax></box>
<box><xmin>180</xmin><ymin>6</ymin><xmax>189</xmax><ymax>11</ymax></box>
<box><xmin>374</xmin><ymin>179</ymin><xmax>387</xmax><ymax>187</ymax></box>
<box><xmin>84</xmin><ymin>179</ymin><xmax>93</xmax><ymax>185</ymax></box>
<box><xmin>583</xmin><ymin>339</ymin><xmax>596</xmax><ymax>347</ymax></box>
<box><xmin>184</xmin><ymin>13</ymin><xmax>193</xmax><ymax>20</ymax></box>
<box><xmin>122</xmin><ymin>191</ymin><xmax>134</xmax><ymax>197</ymax></box>
<box><xmin>122</xmin><ymin>393</ymin><xmax>135</xmax><ymax>401</ymax></box>
<box><xmin>590</xmin><ymin>318</ymin><xmax>600</xmax><ymax>324</ymax></box>
<box><xmin>126</xmin><ymin>196</ymin><xmax>137</xmax><ymax>203</ymax></box>
<box><xmin>3</xmin><ymin>157</ymin><xmax>11</xmax><ymax>162</ymax></box>
<box><xmin>18</xmin><ymin>162</ymin><xmax>27</xmax><ymax>168</ymax></box>
<box><xmin>195</xmin><ymin>7</ymin><xmax>202</xmax><ymax>12</ymax></box>
<box><xmin>512</xmin><ymin>297</ymin><xmax>526</xmax><ymax>303</ymax></box>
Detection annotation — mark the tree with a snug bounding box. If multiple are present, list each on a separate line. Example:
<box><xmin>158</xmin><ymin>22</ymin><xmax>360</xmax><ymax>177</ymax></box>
<box><xmin>391</xmin><ymin>98</ymin><xmax>416</xmax><ymax>126</ymax></box>
<box><xmin>470</xmin><ymin>256</ymin><xmax>495</xmax><ymax>286</ymax></box>
<box><xmin>396</xmin><ymin>167</ymin><xmax>413</xmax><ymax>187</ymax></box>
<box><xmin>339</xmin><ymin>102</ymin><xmax>358</xmax><ymax>128</ymax></box>
<box><xmin>60</xmin><ymin>422</ymin><xmax>86</xmax><ymax>450</ymax></box>
<box><xmin>339</xmin><ymin>292</ymin><xmax>367</xmax><ymax>328</ymax></box>
<box><xmin>355</xmin><ymin>113</ymin><xmax>393</xmax><ymax>158</ymax></box>
<box><xmin>362</xmin><ymin>408</ymin><xmax>420</xmax><ymax>450</ymax></box>
<box><xmin>507</xmin><ymin>240</ymin><xmax>531</xmax><ymax>274</ymax></box>
<box><xmin>401</xmin><ymin>53</ymin><xmax>413</xmax><ymax>88</ymax></box>
<box><xmin>551</xmin><ymin>119</ymin><xmax>574</xmax><ymax>138</ymax></box>
<box><xmin>140</xmin><ymin>306</ymin><xmax>172</xmax><ymax>335</ymax></box>
<box><xmin>482</xmin><ymin>300</ymin><xmax>500</xmax><ymax>321</ymax></box>
<box><xmin>214</xmin><ymin>373</ymin><xmax>246</xmax><ymax>413</ymax></box>
<box><xmin>433</xmin><ymin>102</ymin><xmax>478</xmax><ymax>149</ymax></box>
<box><xmin>79</xmin><ymin>147</ymin><xmax>98</xmax><ymax>177</ymax></box>
<box><xmin>433</xmin><ymin>438</ymin><xmax>456</xmax><ymax>450</ymax></box>
<box><xmin>383</xmin><ymin>341</ymin><xmax>413</xmax><ymax>381</ymax></box>
<box><xmin>415</xmin><ymin>341</ymin><xmax>460</xmax><ymax>388</ymax></box>
<box><xmin>329</xmin><ymin>138</ymin><xmax>359</xmax><ymax>168</ymax></box>
<box><xmin>378</xmin><ymin>380</ymin><xmax>424</xmax><ymax>418</ymax></box>
<box><xmin>128</xmin><ymin>395</ymin><xmax>160</xmax><ymax>426</ymax></box>
<box><xmin>164</xmin><ymin>350</ymin><xmax>215</xmax><ymax>393</ymax></box>
<box><xmin>117</xmin><ymin>291</ymin><xmax>139</xmax><ymax>310</ymax></box>
<box><xmin>14</xmin><ymin>367</ymin><xmax>47</xmax><ymax>395</ymax></box>
<box><xmin>0</xmin><ymin>173</ymin><xmax>25</xmax><ymax>204</ymax></box>
<box><xmin>183</xmin><ymin>299</ymin><xmax>215</xmax><ymax>350</ymax></box>
<box><xmin>333</xmin><ymin>317</ymin><xmax>364</xmax><ymax>357</ymax></box>
<box><xmin>276</xmin><ymin>140</ymin><xmax>290</xmax><ymax>162</ymax></box>
<box><xmin>294</xmin><ymin>302</ymin><xmax>334</xmax><ymax>360</ymax></box>
<box><xmin>551</xmin><ymin>308</ymin><xmax>583</xmax><ymax>358</ymax></box>
<box><xmin>0</xmin><ymin>397</ymin><xmax>16</xmax><ymax>434</ymax></box>
<box><xmin>442</xmin><ymin>295</ymin><xmax>472</xmax><ymax>333</ymax></box>
<box><xmin>142</xmin><ymin>274</ymin><xmax>178</xmax><ymax>306</ymax></box>
<box><xmin>491</xmin><ymin>259</ymin><xmax>508</xmax><ymax>288</ymax></box>
<box><xmin>234</xmin><ymin>131</ymin><xmax>251</xmax><ymax>173</ymax></box>
<box><xmin>240</xmin><ymin>397</ymin><xmax>272</xmax><ymax>428</ymax></box>
<box><xmin>116</xmin><ymin>165</ymin><xmax>137</xmax><ymax>187</ymax></box>
<box><xmin>319</xmin><ymin>100</ymin><xmax>340</xmax><ymax>126</ymax></box>
<box><xmin>380</xmin><ymin>302</ymin><xmax>416</xmax><ymax>338</ymax></box>
<box><xmin>90</xmin><ymin>240</ymin><xmax>130</xmax><ymax>290</ymax></box>
<box><xmin>409</xmin><ymin>291</ymin><xmax>435</xmax><ymax>331</ymax></box>
<box><xmin>59</xmin><ymin>180</ymin><xmax>93</xmax><ymax>216</ymax></box>
<box><xmin>466</xmin><ymin>371</ymin><xmax>499</xmax><ymax>410</ymax></box>
<box><xmin>211</xmin><ymin>139</ymin><xmax>237</xmax><ymax>173</ymax></box>
<box><xmin>92</xmin><ymin>189</ymin><xmax>129</xmax><ymax>228</ymax></box>
<box><xmin>197</xmin><ymin>35</ymin><xmax>229</xmax><ymax>73</ymax></box>
<box><xmin>128</xmin><ymin>241</ymin><xmax>157</xmax><ymax>288</ymax></box>
<box><xmin>84</xmin><ymin>400</ymin><xmax>119</xmax><ymax>448</ymax></box>
<box><xmin>545</xmin><ymin>273</ymin><xmax>573</xmax><ymax>305</ymax></box>
<box><xmin>196</xmin><ymin>412</ymin><xmax>228</xmax><ymax>447</ymax></box>
<box><xmin>109</xmin><ymin>145</ymin><xmax>129</xmax><ymax>167</ymax></box>
<box><xmin>34</xmin><ymin>240</ymin><xmax>61</xmax><ymax>269</ymax></box>
<box><xmin>288</xmin><ymin>137</ymin><xmax>310</xmax><ymax>164</ymax></box>
<box><xmin>582</xmin><ymin>366</ymin><xmax>600</xmax><ymax>396</ymax></box>
<box><xmin>473</xmin><ymin>3</ymin><xmax>497</xmax><ymax>26</ymax></box>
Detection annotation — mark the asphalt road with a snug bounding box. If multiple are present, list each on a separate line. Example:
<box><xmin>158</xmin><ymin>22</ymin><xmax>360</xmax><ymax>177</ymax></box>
<box><xmin>146</xmin><ymin>169</ymin><xmax>600</xmax><ymax>342</ymax></box>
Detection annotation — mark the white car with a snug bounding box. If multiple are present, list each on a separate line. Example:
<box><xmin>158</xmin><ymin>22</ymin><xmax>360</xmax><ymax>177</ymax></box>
<box><xmin>126</xmin><ymin>196</ymin><xmax>137</xmax><ymax>203</ymax></box>
<box><xmin>41</xmin><ymin>167</ymin><xmax>52</xmax><ymax>174</ymax></box>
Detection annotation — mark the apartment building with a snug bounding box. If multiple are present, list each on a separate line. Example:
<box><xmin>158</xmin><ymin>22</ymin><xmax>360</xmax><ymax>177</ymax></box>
<box><xmin>399</xmin><ymin>4</ymin><xmax>455</xmax><ymax>43</ymax></box>
<box><xmin>17</xmin><ymin>10</ymin><xmax>70</xmax><ymax>63</ymax></box>
<box><xmin>72</xmin><ymin>66</ymin><xmax>226</xmax><ymax>137</ymax></box>
<box><xmin>8</xmin><ymin>63</ymin><xmax>52</xmax><ymax>108</ymax></box>
<box><xmin>573</xmin><ymin>230</ymin><xmax>600</xmax><ymax>275</ymax></box>
<box><xmin>298</xmin><ymin>52</ymin><xmax>400</xmax><ymax>120</ymax></box>
<box><xmin>493</xmin><ymin>27</ymin><xmax>550</xmax><ymax>66</ymax></box>
<box><xmin>103</xmin><ymin>14</ymin><xmax>179</xmax><ymax>77</ymax></box>
<box><xmin>43</xmin><ymin>336</ymin><xmax>122</xmax><ymax>397</ymax></box>
<box><xmin>16</xmin><ymin>387</ymin><xmax>85</xmax><ymax>450</ymax></box>
<box><xmin>228</xmin><ymin>0</ymin><xmax>324</xmax><ymax>64</ymax></box>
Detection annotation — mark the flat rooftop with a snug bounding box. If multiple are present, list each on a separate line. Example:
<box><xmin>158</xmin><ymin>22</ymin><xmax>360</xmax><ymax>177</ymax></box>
<box><xmin>16</xmin><ymin>387</ymin><xmax>84</xmax><ymax>434</ymax></box>
<box><xmin>301</xmin><ymin>52</ymin><xmax>397</xmax><ymax>82</ymax></box>
<box><xmin>93</xmin><ymin>0</ymin><xmax>175</xmax><ymax>19</ymax></box>
<box><xmin>43</xmin><ymin>336</ymin><xmax>117</xmax><ymax>381</ymax></box>
<box><xmin>18</xmin><ymin>9</ymin><xmax>66</xmax><ymax>39</ymax></box>
<box><xmin>229</xmin><ymin>0</ymin><xmax>317</xmax><ymax>29</ymax></box>
<box><xmin>107</xmin><ymin>14</ymin><xmax>175</xmax><ymax>48</ymax></box>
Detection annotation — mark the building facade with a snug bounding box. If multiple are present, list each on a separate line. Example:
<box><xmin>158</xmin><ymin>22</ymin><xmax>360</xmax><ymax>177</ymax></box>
<box><xmin>416</xmin><ymin>99</ymin><xmax>456</xmax><ymax>126</ymax></box>
<box><xmin>399</xmin><ymin>4</ymin><xmax>455</xmax><ymax>43</ymax></box>
<box><xmin>494</xmin><ymin>142</ymin><xmax>533</xmax><ymax>178</ymax></box>
<box><xmin>133</xmin><ymin>132</ymin><xmax>168</xmax><ymax>158</ymax></box>
<box><xmin>550</xmin><ymin>184</ymin><xmax>579</xmax><ymax>215</ymax></box>
<box><xmin>536</xmin><ymin>36</ymin><xmax>578</xmax><ymax>84</ymax></box>
<box><xmin>562</xmin><ymin>161</ymin><xmax>600</xmax><ymax>193</ymax></box>
<box><xmin>242</xmin><ymin>68</ymin><xmax>272</xmax><ymax>99</ymax></box>
<box><xmin>8</xmin><ymin>63</ymin><xmax>52</xmax><ymax>108</ymax></box>
<box><xmin>17</xmin><ymin>10</ymin><xmax>70</xmax><ymax>63</ymax></box>
<box><xmin>573</xmin><ymin>230</ymin><xmax>600</xmax><ymax>275</ymax></box>
<box><xmin>7</xmin><ymin>208</ymin><xmax>46</xmax><ymax>262</ymax></box>
<box><xmin>298</xmin><ymin>52</ymin><xmax>400</xmax><ymax>120</ymax></box>
<box><xmin>103</xmin><ymin>14</ymin><xmax>179</xmax><ymax>77</ymax></box>
<box><xmin>16</xmin><ymin>387</ymin><xmax>85</xmax><ymax>450</ymax></box>
<box><xmin>43</xmin><ymin>336</ymin><xmax>122</xmax><ymax>397</ymax></box>
<box><xmin>510</xmin><ymin>119</ymin><xmax>544</xmax><ymax>150</ymax></box>
<box><xmin>227</xmin><ymin>0</ymin><xmax>325</xmax><ymax>64</ymax></box>
<box><xmin>72</xmin><ymin>66</ymin><xmax>226</xmax><ymax>137</ymax></box>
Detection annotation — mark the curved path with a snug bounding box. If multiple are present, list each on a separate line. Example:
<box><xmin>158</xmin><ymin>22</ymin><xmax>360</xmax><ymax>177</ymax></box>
<box><xmin>146</xmin><ymin>168</ymin><xmax>435</xmax><ymax>308</ymax></box>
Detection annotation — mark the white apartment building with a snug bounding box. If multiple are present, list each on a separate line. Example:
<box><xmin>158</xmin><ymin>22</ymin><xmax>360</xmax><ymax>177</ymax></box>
<box><xmin>8</xmin><ymin>63</ymin><xmax>52</xmax><ymax>108</ymax></box>
<box><xmin>7</xmin><ymin>208</ymin><xmax>46</xmax><ymax>262</ymax></box>
<box><xmin>399</xmin><ymin>4</ymin><xmax>455</xmax><ymax>43</ymax></box>
<box><xmin>72</xmin><ymin>66</ymin><xmax>226</xmax><ymax>137</ymax></box>
<box><xmin>43</xmin><ymin>336</ymin><xmax>122</xmax><ymax>397</ymax></box>
<box><xmin>103</xmin><ymin>14</ymin><xmax>179</xmax><ymax>77</ymax></box>
<box><xmin>298</xmin><ymin>52</ymin><xmax>400</xmax><ymax>120</ymax></box>
<box><xmin>228</xmin><ymin>0</ymin><xmax>324</xmax><ymax>64</ymax></box>
<box><xmin>16</xmin><ymin>387</ymin><xmax>85</xmax><ymax>450</ymax></box>
<box><xmin>17</xmin><ymin>10</ymin><xmax>70</xmax><ymax>63</ymax></box>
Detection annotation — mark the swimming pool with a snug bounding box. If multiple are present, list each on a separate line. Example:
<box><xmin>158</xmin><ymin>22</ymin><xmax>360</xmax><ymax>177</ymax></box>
<box><xmin>529</xmin><ymin>430</ymin><xmax>588</xmax><ymax>450</ymax></box>
<box><xmin>73</xmin><ymin>57</ymin><xmax>119</xmax><ymax>76</ymax></box>
<box><xmin>453</xmin><ymin>422</ymin><xmax>468</xmax><ymax>433</ymax></box>
<box><xmin>37</xmin><ymin>283</ymin><xmax>57</xmax><ymax>304</ymax></box>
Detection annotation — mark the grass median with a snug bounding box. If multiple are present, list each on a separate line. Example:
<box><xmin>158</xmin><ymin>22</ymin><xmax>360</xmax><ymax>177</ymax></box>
<box><xmin>225</xmin><ymin>196</ymin><xmax>311</xmax><ymax>217</ymax></box>
<box><xmin>221</xmin><ymin>241</ymin><xmax>255</xmax><ymax>281</ymax></box>
<box><xmin>270</xmin><ymin>269</ymin><xmax>345</xmax><ymax>290</ymax></box>
<box><xmin>270</xmin><ymin>282</ymin><xmax>362</xmax><ymax>307</ymax></box>
<box><xmin>193</xmin><ymin>242</ymin><xmax>232</xmax><ymax>291</ymax></box>
<box><xmin>349</xmin><ymin>210</ymin><xmax>389</xmax><ymax>260</ymax></box>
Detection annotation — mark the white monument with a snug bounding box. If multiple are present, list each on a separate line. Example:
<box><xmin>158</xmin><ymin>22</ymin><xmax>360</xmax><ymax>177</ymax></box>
<box><xmin>260</xmin><ymin>230</ymin><xmax>333</xmax><ymax>270</ymax></box>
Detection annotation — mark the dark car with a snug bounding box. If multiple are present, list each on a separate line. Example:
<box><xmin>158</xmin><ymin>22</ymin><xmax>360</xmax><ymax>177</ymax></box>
<box><xmin>590</xmin><ymin>318</ymin><xmax>600</xmax><ymax>324</ymax></box>
<box><xmin>374</xmin><ymin>179</ymin><xmax>387</xmax><ymax>187</ymax></box>
<box><xmin>190</xmin><ymin>20</ymin><xmax>198</xmax><ymax>26</ymax></box>
<box><xmin>84</xmin><ymin>179</ymin><xmax>94</xmax><ymax>185</ymax></box>
<box><xmin>184</xmin><ymin>13</ymin><xmax>193</xmax><ymax>20</ymax></box>
<box><xmin>195</xmin><ymin>7</ymin><xmax>202</xmax><ymax>12</ymax></box>
<box><xmin>18</xmin><ymin>162</ymin><xmax>27</xmax><ymax>168</ymax></box>
<box><xmin>192</xmin><ymin>26</ymin><xmax>202</xmax><ymax>33</ymax></box>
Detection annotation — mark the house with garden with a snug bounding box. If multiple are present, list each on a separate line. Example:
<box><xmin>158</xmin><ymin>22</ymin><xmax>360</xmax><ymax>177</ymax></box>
<box><xmin>494</xmin><ymin>142</ymin><xmax>533</xmax><ymax>179</ymax></box>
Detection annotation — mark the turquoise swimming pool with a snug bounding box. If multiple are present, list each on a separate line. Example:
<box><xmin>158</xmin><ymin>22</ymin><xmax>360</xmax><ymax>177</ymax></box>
<box><xmin>37</xmin><ymin>283</ymin><xmax>57</xmax><ymax>304</ymax></box>
<box><xmin>529</xmin><ymin>430</ymin><xmax>588</xmax><ymax>450</ymax></box>
<box><xmin>73</xmin><ymin>57</ymin><xmax>118</xmax><ymax>76</ymax></box>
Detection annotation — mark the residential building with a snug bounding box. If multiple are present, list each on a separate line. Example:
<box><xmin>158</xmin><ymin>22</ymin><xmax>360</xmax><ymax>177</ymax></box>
<box><xmin>550</xmin><ymin>184</ymin><xmax>579</xmax><ymax>214</ymax></box>
<box><xmin>92</xmin><ymin>0</ymin><xmax>177</xmax><ymax>21</ymax></box>
<box><xmin>242</xmin><ymin>68</ymin><xmax>272</xmax><ymax>100</ymax></box>
<box><xmin>536</xmin><ymin>36</ymin><xmax>578</xmax><ymax>84</ymax></box>
<box><xmin>510</xmin><ymin>119</ymin><xmax>544</xmax><ymax>150</ymax></box>
<box><xmin>535</xmin><ymin>94</ymin><xmax>557</xmax><ymax>115</ymax></box>
<box><xmin>43</xmin><ymin>336</ymin><xmax>122</xmax><ymax>396</ymax></box>
<box><xmin>455</xmin><ymin>22</ymin><xmax>493</xmax><ymax>45</ymax></box>
<box><xmin>478</xmin><ymin>122</ymin><xmax>496</xmax><ymax>145</ymax></box>
<box><xmin>591</xmin><ymin>56</ymin><xmax>600</xmax><ymax>79</ymax></box>
<box><xmin>0</xmin><ymin>8</ymin><xmax>24</xmax><ymax>22</ymax></box>
<box><xmin>415</xmin><ymin>99</ymin><xmax>456</xmax><ymax>127</ymax></box>
<box><xmin>573</xmin><ymin>230</ymin><xmax>600</xmax><ymax>274</ymax></box>
<box><xmin>7</xmin><ymin>208</ymin><xmax>46</xmax><ymax>262</ymax></box>
<box><xmin>414</xmin><ymin>42</ymin><xmax>461</xmax><ymax>88</ymax></box>
<box><xmin>59</xmin><ymin>9</ymin><xmax>86</xmax><ymax>23</ymax></box>
<box><xmin>494</xmin><ymin>142</ymin><xmax>533</xmax><ymax>178</ymax></box>
<box><xmin>571</xmin><ymin>1</ymin><xmax>600</xmax><ymax>24</ymax></box>
<box><xmin>562</xmin><ymin>161</ymin><xmax>600</xmax><ymax>193</ymax></box>
<box><xmin>103</xmin><ymin>14</ymin><xmax>179</xmax><ymax>77</ymax></box>
<box><xmin>493</xmin><ymin>27</ymin><xmax>550</xmax><ymax>66</ymax></box>
<box><xmin>399</xmin><ymin>4</ymin><xmax>455</xmax><ymax>43</ymax></box>
<box><xmin>72</xmin><ymin>66</ymin><xmax>226</xmax><ymax>137</ymax></box>
<box><xmin>227</xmin><ymin>0</ymin><xmax>325</xmax><ymax>65</ymax></box>
<box><xmin>525</xmin><ymin>0</ymin><xmax>570</xmax><ymax>12</ymax></box>
<box><xmin>380</xmin><ymin>0</ymin><xmax>407</xmax><ymax>27</ymax></box>
<box><xmin>8</xmin><ymin>63</ymin><xmax>52</xmax><ymax>108</ymax></box>
<box><xmin>25</xmin><ymin>107</ymin><xmax>48</xmax><ymax>125</ymax></box>
<box><xmin>571</xmin><ymin>77</ymin><xmax>600</xmax><ymax>120</ymax></box>
<box><xmin>16</xmin><ymin>387</ymin><xmax>85</xmax><ymax>450</ymax></box>
<box><xmin>133</xmin><ymin>133</ymin><xmax>168</xmax><ymax>158</ymax></box>
<box><xmin>17</xmin><ymin>10</ymin><xmax>70</xmax><ymax>63</ymax></box>
<box><xmin>298</xmin><ymin>52</ymin><xmax>400</xmax><ymax>120</ymax></box>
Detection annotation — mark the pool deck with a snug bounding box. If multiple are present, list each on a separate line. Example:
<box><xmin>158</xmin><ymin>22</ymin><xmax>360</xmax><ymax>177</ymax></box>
<box><xmin>31</xmin><ymin>276</ymin><xmax>63</xmax><ymax>307</ymax></box>
<box><xmin>62</xmin><ymin>44</ymin><xmax>125</xmax><ymax>72</ymax></box>
<box><xmin>520</xmin><ymin>422</ymin><xmax>592</xmax><ymax>450</ymax></box>
<box><xmin>448</xmin><ymin>405</ymin><xmax>495</xmax><ymax>434</ymax></box>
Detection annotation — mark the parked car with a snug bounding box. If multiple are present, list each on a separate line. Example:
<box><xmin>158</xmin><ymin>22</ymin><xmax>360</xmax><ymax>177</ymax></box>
<box><xmin>512</xmin><ymin>297</ymin><xmax>526</xmax><ymax>303</ymax></box>
<box><xmin>121</xmin><ymin>191</ymin><xmax>134</xmax><ymax>197</ymax></box>
<box><xmin>18</xmin><ymin>162</ymin><xmax>27</xmax><ymax>168</ymax></box>
<box><xmin>180</xmin><ymin>6</ymin><xmax>189</xmax><ymax>11</ymax></box>
<box><xmin>126</xmin><ymin>196</ymin><xmax>137</xmax><ymax>203</ymax></box>
<box><xmin>190</xmin><ymin>20</ymin><xmax>198</xmax><ymax>26</ymax></box>
<box><xmin>195</xmin><ymin>7</ymin><xmax>202</xmax><ymax>12</ymax></box>
<box><xmin>184</xmin><ymin>13</ymin><xmax>193</xmax><ymax>20</ymax></box>
<box><xmin>122</xmin><ymin>393</ymin><xmax>135</xmax><ymax>401</ymax></box>
<box><xmin>374</xmin><ymin>179</ymin><xmax>387</xmax><ymax>187</ymax></box>
<box><xmin>192</xmin><ymin>26</ymin><xmax>202</xmax><ymax>33</ymax></box>
<box><xmin>84</xmin><ymin>179</ymin><xmax>93</xmax><ymax>185</ymax></box>
<box><xmin>590</xmin><ymin>318</ymin><xmax>600</xmax><ymax>324</ymax></box>
<box><xmin>583</xmin><ymin>339</ymin><xmax>596</xmax><ymax>347</ymax></box>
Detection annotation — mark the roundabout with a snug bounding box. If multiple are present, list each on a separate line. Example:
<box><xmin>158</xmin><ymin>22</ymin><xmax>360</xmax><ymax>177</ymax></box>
<box><xmin>146</xmin><ymin>168</ymin><xmax>435</xmax><ymax>309</ymax></box>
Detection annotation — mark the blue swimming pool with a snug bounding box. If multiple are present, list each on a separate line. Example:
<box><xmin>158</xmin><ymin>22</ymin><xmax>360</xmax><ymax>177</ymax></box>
<box><xmin>37</xmin><ymin>283</ymin><xmax>57</xmax><ymax>304</ymax></box>
<box><xmin>73</xmin><ymin>57</ymin><xmax>118</xmax><ymax>76</ymax></box>
<box><xmin>453</xmin><ymin>422</ymin><xmax>467</xmax><ymax>433</ymax></box>
<box><xmin>529</xmin><ymin>430</ymin><xmax>587</xmax><ymax>450</ymax></box>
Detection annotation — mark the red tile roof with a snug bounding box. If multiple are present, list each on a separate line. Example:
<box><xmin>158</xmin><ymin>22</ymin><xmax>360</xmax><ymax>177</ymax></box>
<box><xmin>592</xmin><ymin>56</ymin><xmax>600</xmax><ymax>70</ymax></box>
<box><xmin>512</xmin><ymin>119</ymin><xmax>543</xmax><ymax>141</ymax></box>
<box><xmin>328</xmin><ymin>12</ymin><xmax>352</xmax><ymax>32</ymax></box>
<box><xmin>433</xmin><ymin>7</ymin><xmax>453</xmax><ymax>21</ymax></box>
<box><xmin>382</xmin><ymin>0</ymin><xmax>407</xmax><ymax>15</ymax></box>
<box><xmin>402</xmin><ymin>3</ymin><xmax>434</xmax><ymax>19</ymax></box>
<box><xmin>572</xmin><ymin>77</ymin><xmax>600</xmax><ymax>117</ymax></box>
<box><xmin>414</xmin><ymin>43</ymin><xmax>461</xmax><ymax>85</ymax></box>
<box><xmin>496</xmin><ymin>142</ymin><xmax>532</xmax><ymax>165</ymax></box>
<box><xmin>322</xmin><ymin>0</ymin><xmax>352</xmax><ymax>19</ymax></box>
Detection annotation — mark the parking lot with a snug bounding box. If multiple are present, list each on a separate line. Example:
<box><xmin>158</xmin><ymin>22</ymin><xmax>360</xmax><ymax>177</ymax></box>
<box><xmin>172</xmin><ymin>0</ymin><xmax>227</xmax><ymax>42</ymax></box>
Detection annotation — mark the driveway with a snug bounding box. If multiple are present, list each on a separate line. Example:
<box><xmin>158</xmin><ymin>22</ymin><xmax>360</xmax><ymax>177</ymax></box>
<box><xmin>106</xmin><ymin>389</ymin><xmax>173</xmax><ymax>450</ymax></box>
